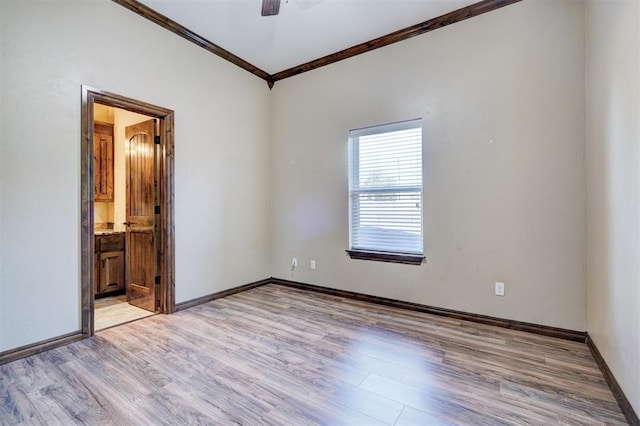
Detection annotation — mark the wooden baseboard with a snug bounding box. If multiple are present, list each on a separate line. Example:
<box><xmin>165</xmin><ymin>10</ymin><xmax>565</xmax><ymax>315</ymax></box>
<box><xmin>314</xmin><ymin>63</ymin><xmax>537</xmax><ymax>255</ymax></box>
<box><xmin>0</xmin><ymin>279</ymin><xmax>271</xmax><ymax>365</ymax></box>
<box><xmin>174</xmin><ymin>278</ymin><xmax>271</xmax><ymax>311</ymax></box>
<box><xmin>3</xmin><ymin>277</ymin><xmax>636</xmax><ymax>425</ymax></box>
<box><xmin>0</xmin><ymin>331</ymin><xmax>84</xmax><ymax>365</ymax></box>
<box><xmin>270</xmin><ymin>277</ymin><xmax>587</xmax><ymax>343</ymax></box>
<box><xmin>586</xmin><ymin>334</ymin><xmax>640</xmax><ymax>425</ymax></box>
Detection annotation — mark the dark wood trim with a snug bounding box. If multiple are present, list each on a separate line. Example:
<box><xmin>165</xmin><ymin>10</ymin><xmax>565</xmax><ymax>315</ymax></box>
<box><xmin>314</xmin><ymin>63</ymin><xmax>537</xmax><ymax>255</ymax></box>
<box><xmin>81</xmin><ymin>85</ymin><xmax>176</xmax><ymax>336</ymax></box>
<box><xmin>586</xmin><ymin>334</ymin><xmax>640</xmax><ymax>425</ymax></box>
<box><xmin>346</xmin><ymin>250</ymin><xmax>424</xmax><ymax>265</ymax></box>
<box><xmin>175</xmin><ymin>278</ymin><xmax>272</xmax><ymax>311</ymax></box>
<box><xmin>111</xmin><ymin>0</ymin><xmax>520</xmax><ymax>88</ymax></box>
<box><xmin>1</xmin><ymin>276</ymin><xmax>594</xmax><ymax>368</ymax></box>
<box><xmin>270</xmin><ymin>277</ymin><xmax>587</xmax><ymax>342</ymax></box>
<box><xmin>0</xmin><ymin>332</ymin><xmax>83</xmax><ymax>365</ymax></box>
<box><xmin>111</xmin><ymin>0</ymin><xmax>270</xmax><ymax>82</ymax></box>
<box><xmin>160</xmin><ymin>112</ymin><xmax>176</xmax><ymax>314</ymax></box>
<box><xmin>83</xmin><ymin>85</ymin><xmax>175</xmax><ymax>118</ymax></box>
<box><xmin>261</xmin><ymin>0</ymin><xmax>280</xmax><ymax>17</ymax></box>
<box><xmin>80</xmin><ymin>86</ymin><xmax>96</xmax><ymax>338</ymax></box>
<box><xmin>271</xmin><ymin>0</ymin><xmax>522</xmax><ymax>82</ymax></box>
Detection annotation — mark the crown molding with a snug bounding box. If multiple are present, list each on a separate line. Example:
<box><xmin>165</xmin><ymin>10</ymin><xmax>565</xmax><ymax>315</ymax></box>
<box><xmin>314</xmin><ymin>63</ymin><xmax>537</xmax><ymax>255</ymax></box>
<box><xmin>111</xmin><ymin>0</ymin><xmax>271</xmax><ymax>81</ymax></box>
<box><xmin>112</xmin><ymin>0</ymin><xmax>521</xmax><ymax>88</ymax></box>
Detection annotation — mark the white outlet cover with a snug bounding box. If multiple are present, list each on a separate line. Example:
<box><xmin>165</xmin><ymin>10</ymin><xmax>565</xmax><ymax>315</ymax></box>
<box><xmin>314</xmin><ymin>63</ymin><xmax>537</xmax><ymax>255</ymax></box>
<box><xmin>310</xmin><ymin>260</ymin><xmax>316</xmax><ymax>270</ymax></box>
<box><xmin>495</xmin><ymin>282</ymin><xmax>505</xmax><ymax>296</ymax></box>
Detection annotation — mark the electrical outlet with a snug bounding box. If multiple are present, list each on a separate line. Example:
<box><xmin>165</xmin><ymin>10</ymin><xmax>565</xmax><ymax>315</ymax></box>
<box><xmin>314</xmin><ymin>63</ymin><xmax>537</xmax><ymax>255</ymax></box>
<box><xmin>495</xmin><ymin>282</ymin><xmax>505</xmax><ymax>296</ymax></box>
<box><xmin>292</xmin><ymin>258</ymin><xmax>298</xmax><ymax>269</ymax></box>
<box><xmin>310</xmin><ymin>260</ymin><xmax>316</xmax><ymax>270</ymax></box>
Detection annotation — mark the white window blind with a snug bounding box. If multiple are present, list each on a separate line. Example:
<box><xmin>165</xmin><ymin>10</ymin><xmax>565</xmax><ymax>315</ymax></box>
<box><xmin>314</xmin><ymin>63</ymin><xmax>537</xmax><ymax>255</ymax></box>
<box><xmin>348</xmin><ymin>119</ymin><xmax>423</xmax><ymax>255</ymax></box>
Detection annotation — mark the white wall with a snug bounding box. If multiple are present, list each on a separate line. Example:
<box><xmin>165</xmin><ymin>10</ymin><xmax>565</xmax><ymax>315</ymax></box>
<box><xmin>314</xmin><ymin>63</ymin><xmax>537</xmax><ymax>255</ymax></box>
<box><xmin>585</xmin><ymin>0</ymin><xmax>640</xmax><ymax>414</ymax></box>
<box><xmin>6</xmin><ymin>3</ymin><xmax>637</xmax><ymax>397</ymax></box>
<box><xmin>270</xmin><ymin>0</ymin><xmax>587</xmax><ymax>330</ymax></box>
<box><xmin>0</xmin><ymin>0</ymin><xmax>271</xmax><ymax>351</ymax></box>
<box><xmin>0</xmin><ymin>0</ymin><xmax>4</xmax><ymax>348</ymax></box>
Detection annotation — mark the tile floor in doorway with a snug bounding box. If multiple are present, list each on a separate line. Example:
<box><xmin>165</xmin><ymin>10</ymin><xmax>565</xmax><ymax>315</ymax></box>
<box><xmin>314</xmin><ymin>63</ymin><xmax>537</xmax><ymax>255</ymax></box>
<box><xmin>94</xmin><ymin>295</ymin><xmax>155</xmax><ymax>331</ymax></box>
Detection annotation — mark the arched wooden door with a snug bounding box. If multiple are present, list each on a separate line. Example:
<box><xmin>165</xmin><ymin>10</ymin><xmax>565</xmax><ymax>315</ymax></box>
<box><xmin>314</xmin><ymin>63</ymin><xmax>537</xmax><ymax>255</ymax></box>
<box><xmin>125</xmin><ymin>119</ymin><xmax>157</xmax><ymax>312</ymax></box>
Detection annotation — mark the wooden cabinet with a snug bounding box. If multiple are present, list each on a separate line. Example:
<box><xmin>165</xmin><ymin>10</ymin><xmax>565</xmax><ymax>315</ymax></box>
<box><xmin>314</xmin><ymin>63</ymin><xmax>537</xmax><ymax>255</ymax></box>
<box><xmin>94</xmin><ymin>122</ymin><xmax>114</xmax><ymax>202</ymax></box>
<box><xmin>95</xmin><ymin>233</ymin><xmax>125</xmax><ymax>296</ymax></box>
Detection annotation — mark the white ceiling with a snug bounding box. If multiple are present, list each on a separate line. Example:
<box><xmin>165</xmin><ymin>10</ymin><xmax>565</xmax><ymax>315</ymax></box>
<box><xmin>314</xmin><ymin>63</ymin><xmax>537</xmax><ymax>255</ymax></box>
<box><xmin>137</xmin><ymin>0</ymin><xmax>478</xmax><ymax>75</ymax></box>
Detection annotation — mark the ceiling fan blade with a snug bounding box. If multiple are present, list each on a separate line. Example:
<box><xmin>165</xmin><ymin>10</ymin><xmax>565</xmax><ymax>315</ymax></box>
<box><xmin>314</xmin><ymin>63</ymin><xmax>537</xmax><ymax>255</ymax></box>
<box><xmin>261</xmin><ymin>0</ymin><xmax>280</xmax><ymax>16</ymax></box>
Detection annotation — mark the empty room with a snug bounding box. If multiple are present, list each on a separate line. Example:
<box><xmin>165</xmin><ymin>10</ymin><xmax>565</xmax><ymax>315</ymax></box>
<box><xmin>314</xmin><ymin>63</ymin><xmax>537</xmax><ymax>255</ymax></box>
<box><xmin>0</xmin><ymin>0</ymin><xmax>638</xmax><ymax>424</ymax></box>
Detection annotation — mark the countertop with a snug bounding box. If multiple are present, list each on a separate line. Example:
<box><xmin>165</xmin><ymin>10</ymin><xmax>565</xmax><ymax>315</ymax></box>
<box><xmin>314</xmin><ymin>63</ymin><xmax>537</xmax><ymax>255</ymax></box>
<box><xmin>94</xmin><ymin>229</ymin><xmax>125</xmax><ymax>236</ymax></box>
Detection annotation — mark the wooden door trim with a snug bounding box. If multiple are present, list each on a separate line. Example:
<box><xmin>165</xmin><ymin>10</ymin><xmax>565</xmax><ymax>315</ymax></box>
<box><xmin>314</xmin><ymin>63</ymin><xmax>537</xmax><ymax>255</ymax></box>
<box><xmin>81</xmin><ymin>85</ymin><xmax>175</xmax><ymax>337</ymax></box>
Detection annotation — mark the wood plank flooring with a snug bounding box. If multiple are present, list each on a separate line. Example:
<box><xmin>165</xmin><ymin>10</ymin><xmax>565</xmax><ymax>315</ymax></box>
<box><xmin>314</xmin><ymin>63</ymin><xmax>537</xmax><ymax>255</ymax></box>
<box><xmin>0</xmin><ymin>284</ymin><xmax>627</xmax><ymax>425</ymax></box>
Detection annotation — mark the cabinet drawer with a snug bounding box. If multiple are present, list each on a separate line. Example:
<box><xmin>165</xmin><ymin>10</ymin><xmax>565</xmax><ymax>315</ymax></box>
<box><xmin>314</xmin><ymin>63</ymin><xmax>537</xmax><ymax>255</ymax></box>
<box><xmin>99</xmin><ymin>234</ymin><xmax>125</xmax><ymax>252</ymax></box>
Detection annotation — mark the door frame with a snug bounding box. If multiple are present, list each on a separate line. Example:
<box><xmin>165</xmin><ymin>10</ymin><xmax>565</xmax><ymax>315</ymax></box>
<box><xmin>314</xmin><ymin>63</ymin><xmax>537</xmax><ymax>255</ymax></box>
<box><xmin>81</xmin><ymin>85</ymin><xmax>175</xmax><ymax>337</ymax></box>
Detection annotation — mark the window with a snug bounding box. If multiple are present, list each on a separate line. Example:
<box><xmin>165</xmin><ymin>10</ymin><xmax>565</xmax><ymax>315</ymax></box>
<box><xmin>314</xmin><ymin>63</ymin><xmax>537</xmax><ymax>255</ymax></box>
<box><xmin>348</xmin><ymin>119</ymin><xmax>424</xmax><ymax>265</ymax></box>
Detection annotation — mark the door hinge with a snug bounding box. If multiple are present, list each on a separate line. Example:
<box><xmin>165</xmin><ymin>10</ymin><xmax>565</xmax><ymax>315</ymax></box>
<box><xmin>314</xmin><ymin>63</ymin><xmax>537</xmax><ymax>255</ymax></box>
<box><xmin>155</xmin><ymin>275</ymin><xmax>161</xmax><ymax>285</ymax></box>
<box><xmin>154</xmin><ymin>205</ymin><xmax>160</xmax><ymax>215</ymax></box>
<box><xmin>154</xmin><ymin>136</ymin><xmax>160</xmax><ymax>145</ymax></box>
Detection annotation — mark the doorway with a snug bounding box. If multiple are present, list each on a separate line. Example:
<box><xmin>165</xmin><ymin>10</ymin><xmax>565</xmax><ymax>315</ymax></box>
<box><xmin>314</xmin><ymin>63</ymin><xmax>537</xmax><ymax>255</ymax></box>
<box><xmin>81</xmin><ymin>86</ymin><xmax>175</xmax><ymax>337</ymax></box>
<box><xmin>93</xmin><ymin>106</ymin><xmax>155</xmax><ymax>330</ymax></box>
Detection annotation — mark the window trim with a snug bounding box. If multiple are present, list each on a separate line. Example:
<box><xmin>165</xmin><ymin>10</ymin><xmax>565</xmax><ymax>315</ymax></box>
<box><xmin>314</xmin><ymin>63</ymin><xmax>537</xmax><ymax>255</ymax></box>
<box><xmin>348</xmin><ymin>118</ymin><xmax>424</xmax><ymax>262</ymax></box>
<box><xmin>346</xmin><ymin>249</ymin><xmax>425</xmax><ymax>265</ymax></box>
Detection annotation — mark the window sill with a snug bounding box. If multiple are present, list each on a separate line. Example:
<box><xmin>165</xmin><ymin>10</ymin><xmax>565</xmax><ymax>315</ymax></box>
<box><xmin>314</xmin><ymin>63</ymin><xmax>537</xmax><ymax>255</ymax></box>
<box><xmin>346</xmin><ymin>250</ymin><xmax>425</xmax><ymax>266</ymax></box>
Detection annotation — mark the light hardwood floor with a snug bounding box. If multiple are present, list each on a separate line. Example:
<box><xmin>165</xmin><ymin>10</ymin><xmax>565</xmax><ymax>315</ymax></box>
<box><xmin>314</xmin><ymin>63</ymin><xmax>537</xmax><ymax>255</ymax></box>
<box><xmin>0</xmin><ymin>284</ymin><xmax>627</xmax><ymax>425</ymax></box>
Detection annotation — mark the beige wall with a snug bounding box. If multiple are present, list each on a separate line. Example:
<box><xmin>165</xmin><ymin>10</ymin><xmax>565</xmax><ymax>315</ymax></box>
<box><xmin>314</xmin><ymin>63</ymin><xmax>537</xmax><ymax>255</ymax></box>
<box><xmin>0</xmin><ymin>0</ymin><xmax>271</xmax><ymax>351</ymax></box>
<box><xmin>270</xmin><ymin>0</ymin><xmax>587</xmax><ymax>330</ymax></box>
<box><xmin>3</xmin><ymin>5</ymin><xmax>637</xmax><ymax>411</ymax></box>
<box><xmin>585</xmin><ymin>0</ymin><xmax>640</xmax><ymax>414</ymax></box>
<box><xmin>94</xmin><ymin>103</ymin><xmax>114</xmax><ymax>124</ymax></box>
<box><xmin>94</xmin><ymin>202</ymin><xmax>113</xmax><ymax>225</ymax></box>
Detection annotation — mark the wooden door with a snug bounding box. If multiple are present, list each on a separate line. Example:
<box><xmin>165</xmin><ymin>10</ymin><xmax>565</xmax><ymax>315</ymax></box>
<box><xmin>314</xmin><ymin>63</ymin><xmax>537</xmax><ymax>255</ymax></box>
<box><xmin>125</xmin><ymin>119</ymin><xmax>157</xmax><ymax>312</ymax></box>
